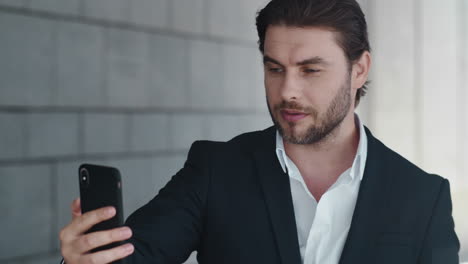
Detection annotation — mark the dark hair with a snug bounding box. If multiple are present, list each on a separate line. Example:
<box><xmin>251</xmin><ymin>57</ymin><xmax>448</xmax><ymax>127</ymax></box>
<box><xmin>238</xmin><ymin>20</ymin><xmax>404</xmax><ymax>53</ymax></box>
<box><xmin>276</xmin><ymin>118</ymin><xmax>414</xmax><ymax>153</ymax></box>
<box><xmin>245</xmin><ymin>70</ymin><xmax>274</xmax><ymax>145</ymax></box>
<box><xmin>256</xmin><ymin>0</ymin><xmax>370</xmax><ymax>106</ymax></box>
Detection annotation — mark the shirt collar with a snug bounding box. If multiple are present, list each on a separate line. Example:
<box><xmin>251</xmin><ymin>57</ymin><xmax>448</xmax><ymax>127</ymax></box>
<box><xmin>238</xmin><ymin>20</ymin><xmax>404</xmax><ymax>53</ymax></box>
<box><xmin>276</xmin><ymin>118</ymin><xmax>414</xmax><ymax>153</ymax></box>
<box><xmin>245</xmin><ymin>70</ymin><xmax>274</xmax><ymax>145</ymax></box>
<box><xmin>275</xmin><ymin>114</ymin><xmax>368</xmax><ymax>181</ymax></box>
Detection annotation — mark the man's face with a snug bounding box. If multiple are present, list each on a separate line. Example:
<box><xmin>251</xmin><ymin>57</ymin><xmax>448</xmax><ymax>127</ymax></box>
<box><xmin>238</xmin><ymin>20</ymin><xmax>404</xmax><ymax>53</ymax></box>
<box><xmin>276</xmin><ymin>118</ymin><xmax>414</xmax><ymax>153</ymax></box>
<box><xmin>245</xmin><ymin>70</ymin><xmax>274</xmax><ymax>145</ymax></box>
<box><xmin>263</xmin><ymin>25</ymin><xmax>356</xmax><ymax>145</ymax></box>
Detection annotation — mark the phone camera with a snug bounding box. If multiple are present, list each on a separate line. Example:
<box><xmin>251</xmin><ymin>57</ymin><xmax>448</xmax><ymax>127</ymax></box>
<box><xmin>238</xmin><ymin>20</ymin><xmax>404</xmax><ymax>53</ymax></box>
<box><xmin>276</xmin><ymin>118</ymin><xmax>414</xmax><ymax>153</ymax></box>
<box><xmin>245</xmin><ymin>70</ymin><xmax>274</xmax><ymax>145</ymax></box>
<box><xmin>80</xmin><ymin>168</ymin><xmax>90</xmax><ymax>187</ymax></box>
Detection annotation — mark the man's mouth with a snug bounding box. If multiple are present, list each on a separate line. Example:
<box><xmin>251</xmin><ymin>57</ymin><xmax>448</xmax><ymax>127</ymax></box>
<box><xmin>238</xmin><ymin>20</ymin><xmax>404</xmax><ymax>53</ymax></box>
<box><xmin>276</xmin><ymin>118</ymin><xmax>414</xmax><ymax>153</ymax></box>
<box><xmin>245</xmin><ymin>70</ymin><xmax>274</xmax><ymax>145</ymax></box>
<box><xmin>280</xmin><ymin>109</ymin><xmax>309</xmax><ymax>122</ymax></box>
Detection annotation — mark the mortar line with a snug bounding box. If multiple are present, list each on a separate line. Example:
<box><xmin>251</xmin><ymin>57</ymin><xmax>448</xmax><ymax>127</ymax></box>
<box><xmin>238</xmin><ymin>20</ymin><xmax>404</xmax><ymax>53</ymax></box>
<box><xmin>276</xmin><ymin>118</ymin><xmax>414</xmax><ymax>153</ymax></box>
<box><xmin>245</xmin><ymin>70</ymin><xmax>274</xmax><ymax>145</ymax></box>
<box><xmin>0</xmin><ymin>4</ymin><xmax>257</xmax><ymax>48</ymax></box>
<box><xmin>0</xmin><ymin>150</ymin><xmax>189</xmax><ymax>167</ymax></box>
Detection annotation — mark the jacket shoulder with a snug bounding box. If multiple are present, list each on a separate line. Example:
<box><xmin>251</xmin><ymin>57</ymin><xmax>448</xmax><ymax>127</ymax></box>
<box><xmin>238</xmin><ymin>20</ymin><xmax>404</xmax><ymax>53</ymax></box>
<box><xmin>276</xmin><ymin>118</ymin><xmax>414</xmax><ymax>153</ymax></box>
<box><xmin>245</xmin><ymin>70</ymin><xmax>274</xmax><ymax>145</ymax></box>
<box><xmin>189</xmin><ymin>128</ymin><xmax>272</xmax><ymax>154</ymax></box>
<box><xmin>370</xmin><ymin>133</ymin><xmax>446</xmax><ymax>187</ymax></box>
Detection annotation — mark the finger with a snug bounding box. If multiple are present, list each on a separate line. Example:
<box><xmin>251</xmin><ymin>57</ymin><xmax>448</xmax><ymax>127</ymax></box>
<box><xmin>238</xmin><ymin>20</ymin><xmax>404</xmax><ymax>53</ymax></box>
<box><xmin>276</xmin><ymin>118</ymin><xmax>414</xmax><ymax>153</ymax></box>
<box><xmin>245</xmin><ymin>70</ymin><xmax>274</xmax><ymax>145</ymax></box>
<box><xmin>82</xmin><ymin>243</ymin><xmax>134</xmax><ymax>264</ymax></box>
<box><xmin>75</xmin><ymin>226</ymin><xmax>132</xmax><ymax>254</ymax></box>
<box><xmin>71</xmin><ymin>198</ymin><xmax>82</xmax><ymax>219</ymax></box>
<box><xmin>71</xmin><ymin>206</ymin><xmax>116</xmax><ymax>235</ymax></box>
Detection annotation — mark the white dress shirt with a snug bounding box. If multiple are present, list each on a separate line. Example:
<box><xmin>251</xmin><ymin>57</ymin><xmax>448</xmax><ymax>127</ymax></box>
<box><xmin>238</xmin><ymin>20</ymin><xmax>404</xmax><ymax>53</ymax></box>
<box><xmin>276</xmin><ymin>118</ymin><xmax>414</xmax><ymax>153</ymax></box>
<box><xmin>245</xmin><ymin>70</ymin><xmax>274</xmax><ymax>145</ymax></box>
<box><xmin>275</xmin><ymin>115</ymin><xmax>368</xmax><ymax>264</ymax></box>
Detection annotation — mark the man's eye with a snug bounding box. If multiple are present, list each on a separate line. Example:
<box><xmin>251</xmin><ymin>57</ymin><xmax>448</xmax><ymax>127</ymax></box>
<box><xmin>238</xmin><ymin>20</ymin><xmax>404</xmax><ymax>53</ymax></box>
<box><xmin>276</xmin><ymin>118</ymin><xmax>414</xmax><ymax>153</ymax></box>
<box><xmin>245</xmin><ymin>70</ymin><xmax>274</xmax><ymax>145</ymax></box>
<box><xmin>268</xmin><ymin>67</ymin><xmax>283</xmax><ymax>73</ymax></box>
<box><xmin>304</xmin><ymin>68</ymin><xmax>320</xmax><ymax>73</ymax></box>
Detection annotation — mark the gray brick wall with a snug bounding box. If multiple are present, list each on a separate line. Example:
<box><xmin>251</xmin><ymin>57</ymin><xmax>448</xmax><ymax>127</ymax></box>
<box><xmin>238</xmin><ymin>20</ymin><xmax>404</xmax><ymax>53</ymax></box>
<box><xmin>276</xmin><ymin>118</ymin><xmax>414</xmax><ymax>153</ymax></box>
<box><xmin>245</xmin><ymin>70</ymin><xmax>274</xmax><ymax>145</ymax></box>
<box><xmin>0</xmin><ymin>13</ymin><xmax>55</xmax><ymax>106</ymax></box>
<box><xmin>0</xmin><ymin>165</ymin><xmax>53</xmax><ymax>259</ymax></box>
<box><xmin>56</xmin><ymin>22</ymin><xmax>106</xmax><ymax>107</ymax></box>
<box><xmin>0</xmin><ymin>0</ymin><xmax>270</xmax><ymax>263</ymax></box>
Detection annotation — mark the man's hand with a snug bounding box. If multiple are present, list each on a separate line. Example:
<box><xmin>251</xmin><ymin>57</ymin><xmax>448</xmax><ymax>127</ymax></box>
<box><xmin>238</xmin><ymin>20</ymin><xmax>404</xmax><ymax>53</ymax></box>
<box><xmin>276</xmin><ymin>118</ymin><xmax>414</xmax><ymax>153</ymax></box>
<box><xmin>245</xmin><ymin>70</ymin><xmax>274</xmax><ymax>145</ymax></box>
<box><xmin>59</xmin><ymin>198</ymin><xmax>134</xmax><ymax>264</ymax></box>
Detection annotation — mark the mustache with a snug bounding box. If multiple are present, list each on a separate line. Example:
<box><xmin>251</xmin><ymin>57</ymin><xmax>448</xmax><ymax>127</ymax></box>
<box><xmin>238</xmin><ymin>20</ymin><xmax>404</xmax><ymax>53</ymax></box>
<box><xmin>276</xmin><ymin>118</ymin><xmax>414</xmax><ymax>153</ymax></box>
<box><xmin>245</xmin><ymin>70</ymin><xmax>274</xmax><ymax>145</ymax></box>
<box><xmin>274</xmin><ymin>100</ymin><xmax>315</xmax><ymax>114</ymax></box>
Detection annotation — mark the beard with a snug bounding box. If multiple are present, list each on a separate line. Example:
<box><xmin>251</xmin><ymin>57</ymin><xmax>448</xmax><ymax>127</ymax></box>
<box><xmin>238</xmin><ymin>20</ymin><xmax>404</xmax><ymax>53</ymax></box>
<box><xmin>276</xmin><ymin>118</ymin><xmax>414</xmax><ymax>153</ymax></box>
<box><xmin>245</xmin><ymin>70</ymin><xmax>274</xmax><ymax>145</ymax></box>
<box><xmin>267</xmin><ymin>76</ymin><xmax>352</xmax><ymax>145</ymax></box>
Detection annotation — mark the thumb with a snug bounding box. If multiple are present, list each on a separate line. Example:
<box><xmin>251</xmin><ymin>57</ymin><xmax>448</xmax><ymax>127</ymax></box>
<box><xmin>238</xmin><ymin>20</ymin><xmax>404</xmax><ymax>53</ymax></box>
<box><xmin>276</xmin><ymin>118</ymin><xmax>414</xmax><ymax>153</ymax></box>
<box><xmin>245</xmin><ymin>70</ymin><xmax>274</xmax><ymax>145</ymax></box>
<box><xmin>71</xmin><ymin>197</ymin><xmax>82</xmax><ymax>220</ymax></box>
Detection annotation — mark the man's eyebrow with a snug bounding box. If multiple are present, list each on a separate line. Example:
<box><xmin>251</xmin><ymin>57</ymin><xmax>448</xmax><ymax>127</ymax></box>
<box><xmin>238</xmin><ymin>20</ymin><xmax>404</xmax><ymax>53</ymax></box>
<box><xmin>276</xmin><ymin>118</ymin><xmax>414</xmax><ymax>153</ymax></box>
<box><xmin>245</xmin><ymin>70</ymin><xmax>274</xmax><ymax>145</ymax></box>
<box><xmin>297</xmin><ymin>57</ymin><xmax>328</xmax><ymax>66</ymax></box>
<box><xmin>263</xmin><ymin>55</ymin><xmax>328</xmax><ymax>67</ymax></box>
<box><xmin>263</xmin><ymin>56</ymin><xmax>284</xmax><ymax>67</ymax></box>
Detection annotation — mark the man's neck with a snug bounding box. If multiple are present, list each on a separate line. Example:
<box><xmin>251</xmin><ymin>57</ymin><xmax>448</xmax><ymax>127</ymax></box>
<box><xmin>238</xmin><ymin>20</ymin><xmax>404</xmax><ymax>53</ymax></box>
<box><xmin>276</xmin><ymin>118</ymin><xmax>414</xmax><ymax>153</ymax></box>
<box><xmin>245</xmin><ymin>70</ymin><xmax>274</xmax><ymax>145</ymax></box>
<box><xmin>283</xmin><ymin>112</ymin><xmax>360</xmax><ymax>181</ymax></box>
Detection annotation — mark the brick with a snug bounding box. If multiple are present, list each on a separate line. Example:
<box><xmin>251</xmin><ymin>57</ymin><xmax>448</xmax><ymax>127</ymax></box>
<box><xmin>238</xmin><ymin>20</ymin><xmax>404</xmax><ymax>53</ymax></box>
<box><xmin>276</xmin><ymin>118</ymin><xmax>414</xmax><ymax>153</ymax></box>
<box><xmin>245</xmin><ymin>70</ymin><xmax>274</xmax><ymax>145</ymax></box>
<box><xmin>83</xmin><ymin>0</ymin><xmax>129</xmax><ymax>22</ymax></box>
<box><xmin>172</xmin><ymin>0</ymin><xmax>205</xmax><ymax>34</ymax></box>
<box><xmin>0</xmin><ymin>14</ymin><xmax>54</xmax><ymax>106</ymax></box>
<box><xmin>207</xmin><ymin>0</ymin><xmax>241</xmax><ymax>39</ymax></box>
<box><xmin>56</xmin><ymin>161</ymin><xmax>83</xmax><ymax>233</ymax></box>
<box><xmin>29</xmin><ymin>0</ymin><xmax>80</xmax><ymax>15</ymax></box>
<box><xmin>107</xmin><ymin>29</ymin><xmax>150</xmax><ymax>107</ymax></box>
<box><xmin>0</xmin><ymin>165</ymin><xmax>52</xmax><ymax>259</ymax></box>
<box><xmin>83</xmin><ymin>113</ymin><xmax>127</xmax><ymax>154</ymax></box>
<box><xmin>2</xmin><ymin>253</ymin><xmax>62</xmax><ymax>264</ymax></box>
<box><xmin>0</xmin><ymin>0</ymin><xmax>27</xmax><ymax>7</ymax></box>
<box><xmin>107</xmin><ymin>58</ymin><xmax>150</xmax><ymax>107</ymax></box>
<box><xmin>26</xmin><ymin>253</ymin><xmax>62</xmax><ymax>264</ymax></box>
<box><xmin>27</xmin><ymin>113</ymin><xmax>79</xmax><ymax>157</ymax></box>
<box><xmin>108</xmin><ymin>28</ymin><xmax>148</xmax><ymax>59</ymax></box>
<box><xmin>238</xmin><ymin>113</ymin><xmax>272</xmax><ymax>133</ymax></box>
<box><xmin>207</xmin><ymin>0</ymin><xmax>264</xmax><ymax>42</ymax></box>
<box><xmin>149</xmin><ymin>34</ymin><xmax>189</xmax><ymax>108</ymax></box>
<box><xmin>206</xmin><ymin>114</ymin><xmax>243</xmax><ymax>142</ymax></box>
<box><xmin>56</xmin><ymin>23</ymin><xmax>106</xmax><ymax>106</ymax></box>
<box><xmin>239</xmin><ymin>0</ymin><xmax>269</xmax><ymax>42</ymax></box>
<box><xmin>223</xmin><ymin>44</ymin><xmax>259</xmax><ymax>110</ymax></box>
<box><xmin>251</xmin><ymin>49</ymin><xmax>266</xmax><ymax>111</ymax></box>
<box><xmin>130</xmin><ymin>0</ymin><xmax>169</xmax><ymax>28</ymax></box>
<box><xmin>0</xmin><ymin>113</ymin><xmax>26</xmax><ymax>159</ymax></box>
<box><xmin>238</xmin><ymin>45</ymin><xmax>267</xmax><ymax>112</ymax></box>
<box><xmin>169</xmin><ymin>114</ymin><xmax>206</xmax><ymax>150</ymax></box>
<box><xmin>189</xmin><ymin>40</ymin><xmax>224</xmax><ymax>109</ymax></box>
<box><xmin>129</xmin><ymin>114</ymin><xmax>170</xmax><ymax>152</ymax></box>
<box><xmin>207</xmin><ymin>114</ymin><xmax>272</xmax><ymax>142</ymax></box>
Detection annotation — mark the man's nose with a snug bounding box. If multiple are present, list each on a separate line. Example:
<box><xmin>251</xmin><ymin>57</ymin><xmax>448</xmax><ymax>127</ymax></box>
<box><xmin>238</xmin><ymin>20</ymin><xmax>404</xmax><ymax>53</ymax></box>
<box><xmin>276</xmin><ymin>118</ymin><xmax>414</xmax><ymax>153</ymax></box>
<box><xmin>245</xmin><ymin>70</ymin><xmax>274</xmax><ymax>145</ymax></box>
<box><xmin>280</xmin><ymin>73</ymin><xmax>301</xmax><ymax>101</ymax></box>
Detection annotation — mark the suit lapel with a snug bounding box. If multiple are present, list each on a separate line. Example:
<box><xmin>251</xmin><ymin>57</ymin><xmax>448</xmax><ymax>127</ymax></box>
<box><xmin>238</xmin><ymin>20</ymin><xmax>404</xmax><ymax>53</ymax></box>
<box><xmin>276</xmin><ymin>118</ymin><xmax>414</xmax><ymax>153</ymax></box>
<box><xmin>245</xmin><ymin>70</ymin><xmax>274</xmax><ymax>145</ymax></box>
<box><xmin>339</xmin><ymin>127</ymin><xmax>393</xmax><ymax>264</ymax></box>
<box><xmin>253</xmin><ymin>126</ymin><xmax>392</xmax><ymax>264</ymax></box>
<box><xmin>253</xmin><ymin>127</ymin><xmax>302</xmax><ymax>264</ymax></box>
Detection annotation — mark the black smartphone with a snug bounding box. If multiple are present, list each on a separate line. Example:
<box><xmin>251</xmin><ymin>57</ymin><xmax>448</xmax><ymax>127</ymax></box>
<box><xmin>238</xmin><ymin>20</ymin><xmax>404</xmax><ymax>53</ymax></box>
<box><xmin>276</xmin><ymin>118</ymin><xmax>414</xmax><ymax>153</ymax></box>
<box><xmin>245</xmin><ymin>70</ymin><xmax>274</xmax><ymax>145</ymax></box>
<box><xmin>79</xmin><ymin>163</ymin><xmax>126</xmax><ymax>262</ymax></box>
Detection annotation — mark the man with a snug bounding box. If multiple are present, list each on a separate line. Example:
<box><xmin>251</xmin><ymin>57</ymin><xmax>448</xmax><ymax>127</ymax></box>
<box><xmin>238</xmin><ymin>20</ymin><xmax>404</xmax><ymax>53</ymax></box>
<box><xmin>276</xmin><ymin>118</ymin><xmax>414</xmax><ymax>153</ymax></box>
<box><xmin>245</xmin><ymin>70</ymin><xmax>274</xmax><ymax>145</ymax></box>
<box><xmin>59</xmin><ymin>0</ymin><xmax>460</xmax><ymax>263</ymax></box>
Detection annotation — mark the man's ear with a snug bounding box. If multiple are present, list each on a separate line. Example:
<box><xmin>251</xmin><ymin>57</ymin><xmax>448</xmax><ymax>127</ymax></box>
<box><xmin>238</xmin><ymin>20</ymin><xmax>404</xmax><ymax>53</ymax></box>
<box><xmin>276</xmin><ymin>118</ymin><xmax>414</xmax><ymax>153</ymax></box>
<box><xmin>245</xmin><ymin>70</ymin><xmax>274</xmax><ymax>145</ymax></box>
<box><xmin>351</xmin><ymin>51</ymin><xmax>371</xmax><ymax>91</ymax></box>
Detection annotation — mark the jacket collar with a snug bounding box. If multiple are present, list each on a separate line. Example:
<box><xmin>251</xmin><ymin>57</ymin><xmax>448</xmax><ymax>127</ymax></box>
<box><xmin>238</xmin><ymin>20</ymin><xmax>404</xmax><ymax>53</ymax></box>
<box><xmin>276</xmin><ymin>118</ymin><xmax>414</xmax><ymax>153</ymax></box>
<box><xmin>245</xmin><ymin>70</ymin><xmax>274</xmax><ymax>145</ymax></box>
<box><xmin>253</xmin><ymin>126</ymin><xmax>302</xmax><ymax>264</ymax></box>
<box><xmin>253</xmin><ymin>126</ymin><xmax>392</xmax><ymax>264</ymax></box>
<box><xmin>338</xmin><ymin>127</ymin><xmax>392</xmax><ymax>263</ymax></box>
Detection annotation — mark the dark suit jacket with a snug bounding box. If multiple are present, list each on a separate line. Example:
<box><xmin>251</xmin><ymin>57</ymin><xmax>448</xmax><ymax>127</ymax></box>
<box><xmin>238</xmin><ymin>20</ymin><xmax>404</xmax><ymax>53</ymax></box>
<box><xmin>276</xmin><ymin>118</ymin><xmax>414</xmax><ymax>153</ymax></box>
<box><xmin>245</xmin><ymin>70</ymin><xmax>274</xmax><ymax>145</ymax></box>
<box><xmin>125</xmin><ymin>126</ymin><xmax>459</xmax><ymax>264</ymax></box>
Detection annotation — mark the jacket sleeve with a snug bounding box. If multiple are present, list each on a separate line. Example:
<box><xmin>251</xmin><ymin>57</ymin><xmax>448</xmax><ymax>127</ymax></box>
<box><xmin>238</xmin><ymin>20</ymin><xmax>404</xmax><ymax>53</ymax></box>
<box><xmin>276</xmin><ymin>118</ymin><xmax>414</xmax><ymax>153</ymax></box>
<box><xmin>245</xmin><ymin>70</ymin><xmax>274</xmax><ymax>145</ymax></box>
<box><xmin>418</xmin><ymin>179</ymin><xmax>460</xmax><ymax>264</ymax></box>
<box><xmin>124</xmin><ymin>141</ymin><xmax>211</xmax><ymax>264</ymax></box>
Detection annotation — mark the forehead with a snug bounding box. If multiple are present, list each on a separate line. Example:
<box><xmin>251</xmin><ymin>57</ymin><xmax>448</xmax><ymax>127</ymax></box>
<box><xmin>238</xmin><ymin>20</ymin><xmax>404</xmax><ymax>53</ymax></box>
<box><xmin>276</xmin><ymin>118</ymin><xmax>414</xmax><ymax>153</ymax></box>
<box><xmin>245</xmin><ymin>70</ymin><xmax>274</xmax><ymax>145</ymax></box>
<box><xmin>264</xmin><ymin>25</ymin><xmax>346</xmax><ymax>64</ymax></box>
